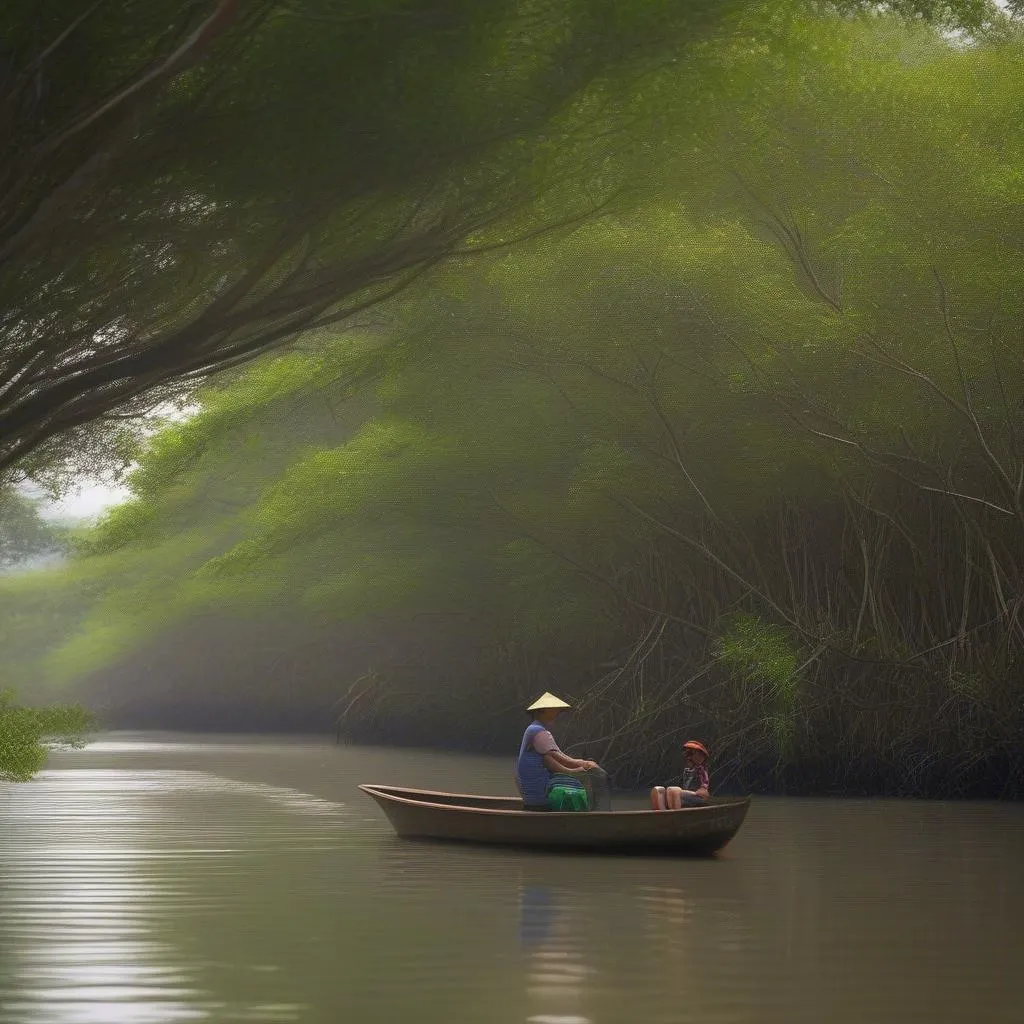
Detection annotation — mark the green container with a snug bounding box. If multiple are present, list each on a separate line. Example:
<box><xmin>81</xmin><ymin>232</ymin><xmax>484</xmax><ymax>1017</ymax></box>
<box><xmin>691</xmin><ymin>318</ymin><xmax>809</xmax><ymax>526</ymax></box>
<box><xmin>547</xmin><ymin>784</ymin><xmax>590</xmax><ymax>812</ymax></box>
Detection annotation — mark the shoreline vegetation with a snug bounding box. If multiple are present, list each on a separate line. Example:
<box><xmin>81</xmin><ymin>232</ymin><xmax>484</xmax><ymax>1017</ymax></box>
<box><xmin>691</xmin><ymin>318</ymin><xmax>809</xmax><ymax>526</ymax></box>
<box><xmin>0</xmin><ymin>691</ymin><xmax>94</xmax><ymax>782</ymax></box>
<box><xmin>2</xmin><ymin>8</ymin><xmax>1023</xmax><ymax>797</ymax></box>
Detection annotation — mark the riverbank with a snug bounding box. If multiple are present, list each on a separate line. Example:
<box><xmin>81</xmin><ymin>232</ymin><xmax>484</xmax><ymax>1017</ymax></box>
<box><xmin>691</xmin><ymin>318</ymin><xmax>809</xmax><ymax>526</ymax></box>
<box><xmin>76</xmin><ymin>706</ymin><xmax>1024</xmax><ymax>800</ymax></box>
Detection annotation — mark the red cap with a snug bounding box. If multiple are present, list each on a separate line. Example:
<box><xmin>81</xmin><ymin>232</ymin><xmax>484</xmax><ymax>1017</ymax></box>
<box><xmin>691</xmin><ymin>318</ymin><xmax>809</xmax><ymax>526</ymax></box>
<box><xmin>683</xmin><ymin>740</ymin><xmax>709</xmax><ymax>759</ymax></box>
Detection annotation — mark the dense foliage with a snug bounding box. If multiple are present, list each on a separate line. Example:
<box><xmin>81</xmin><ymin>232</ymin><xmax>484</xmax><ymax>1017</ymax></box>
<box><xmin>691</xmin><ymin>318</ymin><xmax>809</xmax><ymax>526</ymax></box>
<box><xmin>4</xmin><ymin>7</ymin><xmax>1024</xmax><ymax>793</ymax></box>
<box><xmin>0</xmin><ymin>0</ymin><xmax>787</xmax><ymax>481</ymax></box>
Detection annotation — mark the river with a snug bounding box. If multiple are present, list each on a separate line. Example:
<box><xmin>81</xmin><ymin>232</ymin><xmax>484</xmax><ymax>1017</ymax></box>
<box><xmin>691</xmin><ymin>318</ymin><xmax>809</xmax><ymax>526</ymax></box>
<box><xmin>1</xmin><ymin>734</ymin><xmax>1022</xmax><ymax>1023</ymax></box>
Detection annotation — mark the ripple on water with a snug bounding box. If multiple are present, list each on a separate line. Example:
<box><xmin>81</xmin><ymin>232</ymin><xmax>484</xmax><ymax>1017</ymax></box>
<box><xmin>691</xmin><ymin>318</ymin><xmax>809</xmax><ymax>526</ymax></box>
<box><xmin>3</xmin><ymin>737</ymin><xmax>1024</xmax><ymax>1024</ymax></box>
<box><xmin>0</xmin><ymin>762</ymin><xmax>357</xmax><ymax>1024</ymax></box>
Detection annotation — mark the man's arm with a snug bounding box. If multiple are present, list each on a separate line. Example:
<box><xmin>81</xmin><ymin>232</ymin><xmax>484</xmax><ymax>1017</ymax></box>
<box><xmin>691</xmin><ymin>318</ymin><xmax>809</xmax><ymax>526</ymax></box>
<box><xmin>543</xmin><ymin>749</ymin><xmax>598</xmax><ymax>772</ymax></box>
<box><xmin>533</xmin><ymin>729</ymin><xmax>598</xmax><ymax>772</ymax></box>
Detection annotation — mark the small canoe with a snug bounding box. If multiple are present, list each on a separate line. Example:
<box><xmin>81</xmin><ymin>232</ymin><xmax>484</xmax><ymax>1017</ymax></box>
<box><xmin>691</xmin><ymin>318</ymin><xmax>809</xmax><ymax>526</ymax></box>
<box><xmin>359</xmin><ymin>784</ymin><xmax>751</xmax><ymax>855</ymax></box>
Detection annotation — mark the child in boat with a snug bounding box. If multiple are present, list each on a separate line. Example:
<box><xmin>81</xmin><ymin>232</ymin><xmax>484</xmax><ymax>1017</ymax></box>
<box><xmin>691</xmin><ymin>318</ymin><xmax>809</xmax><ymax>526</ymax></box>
<box><xmin>650</xmin><ymin>740</ymin><xmax>710</xmax><ymax>810</ymax></box>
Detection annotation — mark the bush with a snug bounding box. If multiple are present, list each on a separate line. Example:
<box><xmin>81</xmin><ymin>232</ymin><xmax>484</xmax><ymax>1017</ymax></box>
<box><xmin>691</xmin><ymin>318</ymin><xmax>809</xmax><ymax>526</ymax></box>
<box><xmin>0</xmin><ymin>689</ymin><xmax>95</xmax><ymax>782</ymax></box>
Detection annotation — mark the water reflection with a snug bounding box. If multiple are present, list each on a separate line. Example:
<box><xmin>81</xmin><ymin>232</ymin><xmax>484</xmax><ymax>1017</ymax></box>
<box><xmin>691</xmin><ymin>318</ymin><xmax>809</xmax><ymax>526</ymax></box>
<box><xmin>1</xmin><ymin>771</ymin><xmax>204</xmax><ymax>1023</ymax></box>
<box><xmin>0</xmin><ymin>766</ymin><xmax>345</xmax><ymax>1022</ymax></box>
<box><xmin>519</xmin><ymin>887</ymin><xmax>557</xmax><ymax>949</ymax></box>
<box><xmin>518</xmin><ymin>885</ymin><xmax>592</xmax><ymax>1024</ymax></box>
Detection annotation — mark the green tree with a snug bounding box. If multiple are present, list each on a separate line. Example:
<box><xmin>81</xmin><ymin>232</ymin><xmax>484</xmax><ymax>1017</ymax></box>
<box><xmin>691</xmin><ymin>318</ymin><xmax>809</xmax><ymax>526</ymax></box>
<box><xmin>0</xmin><ymin>689</ymin><xmax>93</xmax><ymax>782</ymax></box>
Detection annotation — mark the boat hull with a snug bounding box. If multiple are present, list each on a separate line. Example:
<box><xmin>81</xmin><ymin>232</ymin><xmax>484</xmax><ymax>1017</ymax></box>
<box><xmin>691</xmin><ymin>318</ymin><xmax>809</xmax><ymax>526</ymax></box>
<box><xmin>359</xmin><ymin>785</ymin><xmax>750</xmax><ymax>856</ymax></box>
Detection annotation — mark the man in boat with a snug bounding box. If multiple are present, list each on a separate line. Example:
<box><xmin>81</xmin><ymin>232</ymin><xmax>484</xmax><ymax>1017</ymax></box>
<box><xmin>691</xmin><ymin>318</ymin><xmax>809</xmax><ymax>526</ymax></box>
<box><xmin>516</xmin><ymin>692</ymin><xmax>601</xmax><ymax>811</ymax></box>
<box><xmin>650</xmin><ymin>740</ymin><xmax>711</xmax><ymax>810</ymax></box>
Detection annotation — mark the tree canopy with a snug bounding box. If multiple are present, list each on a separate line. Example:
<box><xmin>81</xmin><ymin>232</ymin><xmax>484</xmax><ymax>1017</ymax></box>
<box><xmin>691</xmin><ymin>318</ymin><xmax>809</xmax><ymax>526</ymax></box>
<box><xmin>0</xmin><ymin>0</ymin><xmax>767</xmax><ymax>481</ymax></box>
<box><xmin>0</xmin><ymin>0</ymin><xmax>1008</xmax><ymax>483</ymax></box>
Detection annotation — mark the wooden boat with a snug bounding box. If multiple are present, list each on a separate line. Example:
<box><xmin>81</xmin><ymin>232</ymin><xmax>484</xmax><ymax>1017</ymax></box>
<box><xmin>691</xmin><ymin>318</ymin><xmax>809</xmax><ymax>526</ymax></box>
<box><xmin>359</xmin><ymin>784</ymin><xmax>751</xmax><ymax>855</ymax></box>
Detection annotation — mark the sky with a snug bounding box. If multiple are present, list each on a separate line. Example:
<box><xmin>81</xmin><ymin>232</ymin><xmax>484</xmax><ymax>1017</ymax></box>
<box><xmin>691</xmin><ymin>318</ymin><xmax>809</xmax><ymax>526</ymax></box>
<box><xmin>35</xmin><ymin>401</ymin><xmax>195</xmax><ymax>521</ymax></box>
<box><xmin>40</xmin><ymin>481</ymin><xmax>132</xmax><ymax>522</ymax></box>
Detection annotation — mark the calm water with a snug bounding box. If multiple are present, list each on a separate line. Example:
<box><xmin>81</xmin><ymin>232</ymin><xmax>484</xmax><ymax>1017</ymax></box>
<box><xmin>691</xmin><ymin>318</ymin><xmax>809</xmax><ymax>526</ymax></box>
<box><xmin>1</xmin><ymin>735</ymin><xmax>1023</xmax><ymax>1024</ymax></box>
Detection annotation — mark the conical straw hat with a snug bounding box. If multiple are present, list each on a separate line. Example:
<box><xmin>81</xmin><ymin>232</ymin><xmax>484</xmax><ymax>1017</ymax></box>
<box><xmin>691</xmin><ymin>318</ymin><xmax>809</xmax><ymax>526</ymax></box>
<box><xmin>526</xmin><ymin>692</ymin><xmax>572</xmax><ymax>712</ymax></box>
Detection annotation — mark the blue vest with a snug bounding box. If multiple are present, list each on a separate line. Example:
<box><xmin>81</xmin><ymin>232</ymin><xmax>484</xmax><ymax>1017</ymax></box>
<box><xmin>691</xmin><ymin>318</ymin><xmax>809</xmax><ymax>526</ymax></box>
<box><xmin>516</xmin><ymin>721</ymin><xmax>552</xmax><ymax>806</ymax></box>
